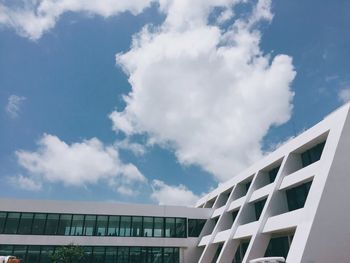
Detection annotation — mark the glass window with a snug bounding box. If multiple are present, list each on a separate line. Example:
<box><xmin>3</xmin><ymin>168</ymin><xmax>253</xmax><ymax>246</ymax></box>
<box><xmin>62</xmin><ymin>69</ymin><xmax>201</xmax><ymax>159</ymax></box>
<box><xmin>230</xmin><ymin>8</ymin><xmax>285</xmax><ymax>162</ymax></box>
<box><xmin>119</xmin><ymin>216</ymin><xmax>131</xmax><ymax>237</ymax></box>
<box><xmin>143</xmin><ymin>217</ymin><xmax>153</xmax><ymax>237</ymax></box>
<box><xmin>131</xmin><ymin>216</ymin><xmax>142</xmax><ymax>237</ymax></box>
<box><xmin>301</xmin><ymin>141</ymin><xmax>326</xmax><ymax>167</ymax></box>
<box><xmin>40</xmin><ymin>246</ymin><xmax>54</xmax><ymax>263</ymax></box>
<box><xmin>118</xmin><ymin>247</ymin><xmax>129</xmax><ymax>263</ymax></box>
<box><xmin>149</xmin><ymin>248</ymin><xmax>162</xmax><ymax>263</ymax></box>
<box><xmin>18</xmin><ymin>213</ymin><xmax>34</xmax><ymax>234</ymax></box>
<box><xmin>265</xmin><ymin>235</ymin><xmax>293</xmax><ymax>258</ymax></box>
<box><xmin>175</xmin><ymin>218</ymin><xmax>186</xmax><ymax>238</ymax></box>
<box><xmin>165</xmin><ymin>218</ymin><xmax>176</xmax><ymax>237</ymax></box>
<box><xmin>234</xmin><ymin>240</ymin><xmax>250</xmax><ymax>263</ymax></box>
<box><xmin>254</xmin><ymin>198</ymin><xmax>267</xmax><ymax>221</ymax></box>
<box><xmin>83</xmin><ymin>246</ymin><xmax>93</xmax><ymax>263</ymax></box>
<box><xmin>84</xmin><ymin>215</ymin><xmax>96</xmax><ymax>236</ymax></box>
<box><xmin>173</xmin><ymin>248</ymin><xmax>179</xmax><ymax>263</ymax></box>
<box><xmin>44</xmin><ymin>214</ymin><xmax>59</xmax><ymax>235</ymax></box>
<box><xmin>96</xmin><ymin>215</ymin><xmax>108</xmax><ymax>236</ymax></box>
<box><xmin>286</xmin><ymin>181</ymin><xmax>312</xmax><ymax>211</ymax></box>
<box><xmin>107</xmin><ymin>216</ymin><xmax>119</xmax><ymax>236</ymax></box>
<box><xmin>57</xmin><ymin>214</ymin><xmax>72</xmax><ymax>235</ymax></box>
<box><xmin>188</xmin><ymin>219</ymin><xmax>206</xmax><ymax>237</ymax></box>
<box><xmin>105</xmin><ymin>247</ymin><xmax>118</xmax><ymax>263</ymax></box>
<box><xmin>140</xmin><ymin>247</ymin><xmax>148</xmax><ymax>263</ymax></box>
<box><xmin>4</xmin><ymin>212</ymin><xmax>20</xmax><ymax>234</ymax></box>
<box><xmin>26</xmin><ymin>245</ymin><xmax>41</xmax><ymax>263</ymax></box>
<box><xmin>70</xmin><ymin>214</ymin><xmax>84</xmax><ymax>236</ymax></box>
<box><xmin>232</xmin><ymin>210</ymin><xmax>239</xmax><ymax>223</ymax></box>
<box><xmin>130</xmin><ymin>247</ymin><xmax>141</xmax><ymax>263</ymax></box>
<box><xmin>164</xmin><ymin>247</ymin><xmax>175</xmax><ymax>263</ymax></box>
<box><xmin>269</xmin><ymin>166</ymin><xmax>280</xmax><ymax>183</ymax></box>
<box><xmin>0</xmin><ymin>212</ymin><xmax>6</xmax><ymax>233</ymax></box>
<box><xmin>32</xmin><ymin>213</ymin><xmax>47</xmax><ymax>235</ymax></box>
<box><xmin>153</xmin><ymin>217</ymin><xmax>164</xmax><ymax>237</ymax></box>
<box><xmin>92</xmin><ymin>247</ymin><xmax>105</xmax><ymax>263</ymax></box>
<box><xmin>0</xmin><ymin>245</ymin><xmax>13</xmax><ymax>256</ymax></box>
<box><xmin>13</xmin><ymin>245</ymin><xmax>27</xmax><ymax>261</ymax></box>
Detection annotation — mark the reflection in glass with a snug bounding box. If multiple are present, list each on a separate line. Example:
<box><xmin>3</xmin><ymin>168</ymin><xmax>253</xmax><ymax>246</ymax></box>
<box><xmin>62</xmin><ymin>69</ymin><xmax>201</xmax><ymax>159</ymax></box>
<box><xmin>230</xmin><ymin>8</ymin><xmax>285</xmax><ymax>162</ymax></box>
<box><xmin>107</xmin><ymin>216</ymin><xmax>119</xmax><ymax>236</ymax></box>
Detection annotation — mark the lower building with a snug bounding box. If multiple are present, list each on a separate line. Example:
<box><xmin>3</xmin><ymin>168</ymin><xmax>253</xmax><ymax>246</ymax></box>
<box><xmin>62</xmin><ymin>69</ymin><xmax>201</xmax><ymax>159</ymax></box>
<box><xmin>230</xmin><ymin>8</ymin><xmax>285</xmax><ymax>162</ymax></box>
<box><xmin>2</xmin><ymin>103</ymin><xmax>350</xmax><ymax>263</ymax></box>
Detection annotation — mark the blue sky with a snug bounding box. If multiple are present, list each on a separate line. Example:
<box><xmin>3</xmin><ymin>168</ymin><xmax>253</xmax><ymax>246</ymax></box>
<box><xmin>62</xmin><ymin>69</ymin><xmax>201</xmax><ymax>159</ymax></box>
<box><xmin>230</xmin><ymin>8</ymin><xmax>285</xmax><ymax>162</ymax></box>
<box><xmin>0</xmin><ymin>0</ymin><xmax>349</xmax><ymax>205</ymax></box>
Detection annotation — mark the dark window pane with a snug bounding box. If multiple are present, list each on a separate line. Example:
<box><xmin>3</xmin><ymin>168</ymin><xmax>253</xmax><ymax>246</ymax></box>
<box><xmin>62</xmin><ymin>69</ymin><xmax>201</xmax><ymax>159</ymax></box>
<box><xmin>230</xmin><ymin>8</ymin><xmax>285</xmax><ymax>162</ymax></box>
<box><xmin>233</xmin><ymin>240</ymin><xmax>250</xmax><ymax>263</ymax></box>
<box><xmin>175</xmin><ymin>218</ymin><xmax>186</xmax><ymax>238</ymax></box>
<box><xmin>131</xmin><ymin>216</ymin><xmax>142</xmax><ymax>237</ymax></box>
<box><xmin>140</xmin><ymin>247</ymin><xmax>148</xmax><ymax>263</ymax></box>
<box><xmin>92</xmin><ymin>247</ymin><xmax>105</xmax><ymax>263</ymax></box>
<box><xmin>188</xmin><ymin>219</ymin><xmax>206</xmax><ymax>237</ymax></box>
<box><xmin>265</xmin><ymin>236</ymin><xmax>293</xmax><ymax>258</ymax></box>
<box><xmin>173</xmin><ymin>248</ymin><xmax>180</xmax><ymax>263</ymax></box>
<box><xmin>301</xmin><ymin>141</ymin><xmax>326</xmax><ymax>167</ymax></box>
<box><xmin>130</xmin><ymin>247</ymin><xmax>141</xmax><ymax>263</ymax></box>
<box><xmin>18</xmin><ymin>213</ymin><xmax>34</xmax><ymax>234</ymax></box>
<box><xmin>164</xmin><ymin>247</ymin><xmax>174</xmax><ymax>263</ymax></box>
<box><xmin>32</xmin><ymin>213</ymin><xmax>47</xmax><ymax>235</ymax></box>
<box><xmin>118</xmin><ymin>247</ymin><xmax>129</xmax><ymax>263</ymax></box>
<box><xmin>269</xmin><ymin>166</ymin><xmax>280</xmax><ymax>183</ymax></box>
<box><xmin>26</xmin><ymin>245</ymin><xmax>40</xmax><ymax>263</ymax></box>
<box><xmin>13</xmin><ymin>245</ymin><xmax>27</xmax><ymax>261</ymax></box>
<box><xmin>0</xmin><ymin>245</ymin><xmax>14</xmax><ymax>256</ymax></box>
<box><xmin>105</xmin><ymin>247</ymin><xmax>118</xmax><ymax>263</ymax></box>
<box><xmin>165</xmin><ymin>218</ymin><xmax>176</xmax><ymax>237</ymax></box>
<box><xmin>150</xmin><ymin>248</ymin><xmax>162</xmax><ymax>263</ymax></box>
<box><xmin>96</xmin><ymin>215</ymin><xmax>108</xmax><ymax>236</ymax></box>
<box><xmin>143</xmin><ymin>217</ymin><xmax>153</xmax><ymax>237</ymax></box>
<box><xmin>286</xmin><ymin>181</ymin><xmax>312</xmax><ymax>211</ymax></box>
<box><xmin>83</xmin><ymin>246</ymin><xmax>93</xmax><ymax>263</ymax></box>
<box><xmin>40</xmin><ymin>246</ymin><xmax>54</xmax><ymax>263</ymax></box>
<box><xmin>254</xmin><ymin>199</ymin><xmax>267</xmax><ymax>221</ymax></box>
<box><xmin>154</xmin><ymin>218</ymin><xmax>164</xmax><ymax>237</ymax></box>
<box><xmin>84</xmin><ymin>215</ymin><xmax>96</xmax><ymax>236</ymax></box>
<box><xmin>212</xmin><ymin>244</ymin><xmax>223</xmax><ymax>263</ymax></box>
<box><xmin>4</xmin><ymin>212</ymin><xmax>20</xmax><ymax>234</ymax></box>
<box><xmin>45</xmin><ymin>214</ymin><xmax>59</xmax><ymax>235</ymax></box>
<box><xmin>70</xmin><ymin>215</ymin><xmax>84</xmax><ymax>236</ymax></box>
<box><xmin>232</xmin><ymin>211</ymin><xmax>239</xmax><ymax>223</ymax></box>
<box><xmin>120</xmin><ymin>216</ymin><xmax>131</xmax><ymax>237</ymax></box>
<box><xmin>0</xmin><ymin>212</ymin><xmax>6</xmax><ymax>233</ymax></box>
<box><xmin>107</xmin><ymin>216</ymin><xmax>119</xmax><ymax>236</ymax></box>
<box><xmin>57</xmin><ymin>214</ymin><xmax>72</xmax><ymax>235</ymax></box>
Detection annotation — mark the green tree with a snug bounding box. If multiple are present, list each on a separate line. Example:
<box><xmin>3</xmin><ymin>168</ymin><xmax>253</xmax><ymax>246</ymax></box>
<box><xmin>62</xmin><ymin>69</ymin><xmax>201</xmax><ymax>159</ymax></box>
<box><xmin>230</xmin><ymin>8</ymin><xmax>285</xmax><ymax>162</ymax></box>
<box><xmin>50</xmin><ymin>243</ymin><xmax>85</xmax><ymax>263</ymax></box>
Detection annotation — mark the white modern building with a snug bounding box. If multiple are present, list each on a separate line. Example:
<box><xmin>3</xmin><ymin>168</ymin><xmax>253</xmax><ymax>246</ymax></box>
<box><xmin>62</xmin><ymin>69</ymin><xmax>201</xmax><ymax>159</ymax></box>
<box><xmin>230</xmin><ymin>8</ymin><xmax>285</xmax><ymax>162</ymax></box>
<box><xmin>1</xmin><ymin>103</ymin><xmax>350</xmax><ymax>263</ymax></box>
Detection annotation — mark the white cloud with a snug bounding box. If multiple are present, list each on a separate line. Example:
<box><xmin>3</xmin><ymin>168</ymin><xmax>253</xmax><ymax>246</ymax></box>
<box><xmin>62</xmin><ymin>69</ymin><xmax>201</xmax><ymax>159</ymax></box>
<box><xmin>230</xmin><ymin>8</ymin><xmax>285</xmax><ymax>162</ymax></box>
<box><xmin>9</xmin><ymin>175</ymin><xmax>43</xmax><ymax>191</ymax></box>
<box><xmin>5</xmin><ymin>95</ymin><xmax>26</xmax><ymax>118</ymax></box>
<box><xmin>110</xmin><ymin>0</ymin><xmax>296</xmax><ymax>181</ymax></box>
<box><xmin>115</xmin><ymin>139</ymin><xmax>146</xmax><ymax>156</ymax></box>
<box><xmin>16</xmin><ymin>134</ymin><xmax>146</xmax><ymax>195</ymax></box>
<box><xmin>0</xmin><ymin>0</ymin><xmax>155</xmax><ymax>40</ymax></box>
<box><xmin>338</xmin><ymin>88</ymin><xmax>350</xmax><ymax>103</ymax></box>
<box><xmin>151</xmin><ymin>180</ymin><xmax>199</xmax><ymax>206</ymax></box>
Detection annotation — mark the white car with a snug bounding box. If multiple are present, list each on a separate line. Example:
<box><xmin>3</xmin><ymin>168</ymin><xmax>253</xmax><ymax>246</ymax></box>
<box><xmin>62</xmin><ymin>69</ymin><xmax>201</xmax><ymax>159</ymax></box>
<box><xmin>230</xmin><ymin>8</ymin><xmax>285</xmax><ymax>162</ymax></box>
<box><xmin>0</xmin><ymin>256</ymin><xmax>19</xmax><ymax>263</ymax></box>
<box><xmin>249</xmin><ymin>257</ymin><xmax>286</xmax><ymax>263</ymax></box>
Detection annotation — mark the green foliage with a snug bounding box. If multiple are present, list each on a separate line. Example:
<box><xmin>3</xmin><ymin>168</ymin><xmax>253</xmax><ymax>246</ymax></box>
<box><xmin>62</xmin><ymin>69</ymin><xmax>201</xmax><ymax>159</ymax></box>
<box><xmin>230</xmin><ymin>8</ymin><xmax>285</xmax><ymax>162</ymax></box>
<box><xmin>50</xmin><ymin>243</ymin><xmax>85</xmax><ymax>263</ymax></box>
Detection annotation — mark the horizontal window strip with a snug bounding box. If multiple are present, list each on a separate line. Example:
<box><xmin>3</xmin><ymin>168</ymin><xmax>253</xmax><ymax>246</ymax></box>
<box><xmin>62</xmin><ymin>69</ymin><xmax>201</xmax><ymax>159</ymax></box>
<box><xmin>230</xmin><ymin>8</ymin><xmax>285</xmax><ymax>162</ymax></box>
<box><xmin>0</xmin><ymin>211</ymin><xmax>187</xmax><ymax>238</ymax></box>
<box><xmin>0</xmin><ymin>245</ymin><xmax>180</xmax><ymax>263</ymax></box>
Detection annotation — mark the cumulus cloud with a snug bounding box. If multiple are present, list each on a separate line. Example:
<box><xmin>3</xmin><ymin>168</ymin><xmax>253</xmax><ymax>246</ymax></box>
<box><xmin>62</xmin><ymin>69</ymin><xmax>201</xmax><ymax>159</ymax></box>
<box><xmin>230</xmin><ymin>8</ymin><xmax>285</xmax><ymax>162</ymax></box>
<box><xmin>5</xmin><ymin>95</ymin><xmax>26</xmax><ymax>118</ymax></box>
<box><xmin>9</xmin><ymin>175</ymin><xmax>43</xmax><ymax>191</ymax></box>
<box><xmin>16</xmin><ymin>134</ymin><xmax>146</xmax><ymax>195</ymax></box>
<box><xmin>110</xmin><ymin>0</ymin><xmax>296</xmax><ymax>181</ymax></box>
<box><xmin>338</xmin><ymin>87</ymin><xmax>350</xmax><ymax>103</ymax></box>
<box><xmin>151</xmin><ymin>180</ymin><xmax>200</xmax><ymax>206</ymax></box>
<box><xmin>0</xmin><ymin>0</ymin><xmax>155</xmax><ymax>40</ymax></box>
